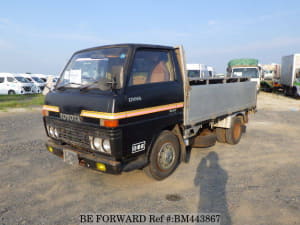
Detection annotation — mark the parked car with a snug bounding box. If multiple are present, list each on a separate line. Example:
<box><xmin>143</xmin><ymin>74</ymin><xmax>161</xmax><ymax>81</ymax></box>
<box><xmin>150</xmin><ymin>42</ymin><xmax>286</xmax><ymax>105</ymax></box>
<box><xmin>21</xmin><ymin>74</ymin><xmax>45</xmax><ymax>93</ymax></box>
<box><xmin>0</xmin><ymin>73</ymin><xmax>34</xmax><ymax>95</ymax></box>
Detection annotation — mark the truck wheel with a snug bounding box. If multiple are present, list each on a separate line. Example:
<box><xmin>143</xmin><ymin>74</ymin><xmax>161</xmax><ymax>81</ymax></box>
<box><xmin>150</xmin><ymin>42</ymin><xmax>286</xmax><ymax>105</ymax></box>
<box><xmin>225</xmin><ymin>117</ymin><xmax>242</xmax><ymax>145</ymax></box>
<box><xmin>216</xmin><ymin>128</ymin><xmax>226</xmax><ymax>143</ymax></box>
<box><xmin>8</xmin><ymin>90</ymin><xmax>16</xmax><ymax>95</ymax></box>
<box><xmin>144</xmin><ymin>131</ymin><xmax>180</xmax><ymax>180</ymax></box>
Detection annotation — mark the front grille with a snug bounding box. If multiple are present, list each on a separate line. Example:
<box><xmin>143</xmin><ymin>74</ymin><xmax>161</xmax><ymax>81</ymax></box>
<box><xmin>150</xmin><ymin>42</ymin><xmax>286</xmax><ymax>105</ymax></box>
<box><xmin>23</xmin><ymin>86</ymin><xmax>31</xmax><ymax>92</ymax></box>
<box><xmin>45</xmin><ymin>117</ymin><xmax>109</xmax><ymax>151</ymax></box>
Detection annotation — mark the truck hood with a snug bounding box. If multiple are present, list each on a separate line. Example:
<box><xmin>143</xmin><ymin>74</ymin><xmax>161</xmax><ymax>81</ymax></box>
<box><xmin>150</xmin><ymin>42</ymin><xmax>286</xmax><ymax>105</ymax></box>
<box><xmin>45</xmin><ymin>90</ymin><xmax>115</xmax><ymax>114</ymax></box>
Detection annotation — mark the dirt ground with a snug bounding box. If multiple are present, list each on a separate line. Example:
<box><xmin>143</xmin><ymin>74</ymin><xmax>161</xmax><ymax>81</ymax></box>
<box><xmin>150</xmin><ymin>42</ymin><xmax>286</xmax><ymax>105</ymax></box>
<box><xmin>0</xmin><ymin>92</ymin><xmax>299</xmax><ymax>225</ymax></box>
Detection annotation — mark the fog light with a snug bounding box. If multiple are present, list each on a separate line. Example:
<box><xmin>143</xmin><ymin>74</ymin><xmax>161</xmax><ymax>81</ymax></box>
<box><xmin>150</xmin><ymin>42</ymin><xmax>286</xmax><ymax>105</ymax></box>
<box><xmin>93</xmin><ymin>137</ymin><xmax>102</xmax><ymax>151</ymax></box>
<box><xmin>96</xmin><ymin>162</ymin><xmax>106</xmax><ymax>171</ymax></box>
<box><xmin>102</xmin><ymin>139</ymin><xmax>111</xmax><ymax>153</ymax></box>
<box><xmin>48</xmin><ymin>146</ymin><xmax>53</xmax><ymax>152</ymax></box>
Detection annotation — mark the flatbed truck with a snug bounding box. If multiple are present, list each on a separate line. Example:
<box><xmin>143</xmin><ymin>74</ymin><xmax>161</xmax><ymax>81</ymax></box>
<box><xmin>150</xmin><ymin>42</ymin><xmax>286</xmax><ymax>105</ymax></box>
<box><xmin>43</xmin><ymin>44</ymin><xmax>257</xmax><ymax>180</ymax></box>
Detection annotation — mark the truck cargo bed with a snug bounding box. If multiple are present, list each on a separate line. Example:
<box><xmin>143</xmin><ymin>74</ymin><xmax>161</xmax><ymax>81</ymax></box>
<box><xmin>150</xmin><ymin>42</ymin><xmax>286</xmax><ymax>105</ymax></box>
<box><xmin>185</xmin><ymin>78</ymin><xmax>257</xmax><ymax>126</ymax></box>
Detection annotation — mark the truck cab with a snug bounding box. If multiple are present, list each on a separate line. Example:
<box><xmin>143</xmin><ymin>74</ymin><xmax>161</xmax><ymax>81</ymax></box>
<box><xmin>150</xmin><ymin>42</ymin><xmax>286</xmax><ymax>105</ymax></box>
<box><xmin>187</xmin><ymin>64</ymin><xmax>210</xmax><ymax>80</ymax></box>
<box><xmin>44</xmin><ymin>44</ymin><xmax>184</xmax><ymax>179</ymax></box>
<box><xmin>227</xmin><ymin>59</ymin><xmax>262</xmax><ymax>92</ymax></box>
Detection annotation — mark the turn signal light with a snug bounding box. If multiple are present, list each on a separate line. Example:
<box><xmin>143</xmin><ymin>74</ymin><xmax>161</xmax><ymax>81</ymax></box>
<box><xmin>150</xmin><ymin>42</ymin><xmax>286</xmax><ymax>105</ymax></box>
<box><xmin>103</xmin><ymin>119</ymin><xmax>119</xmax><ymax>128</ymax></box>
<box><xmin>42</xmin><ymin>109</ymin><xmax>49</xmax><ymax>116</ymax></box>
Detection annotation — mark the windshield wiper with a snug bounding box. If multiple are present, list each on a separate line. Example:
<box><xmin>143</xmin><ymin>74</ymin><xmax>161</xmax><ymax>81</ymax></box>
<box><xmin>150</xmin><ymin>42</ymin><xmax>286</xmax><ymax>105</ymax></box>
<box><xmin>80</xmin><ymin>81</ymin><xmax>99</xmax><ymax>91</ymax></box>
<box><xmin>56</xmin><ymin>82</ymin><xmax>81</xmax><ymax>90</ymax></box>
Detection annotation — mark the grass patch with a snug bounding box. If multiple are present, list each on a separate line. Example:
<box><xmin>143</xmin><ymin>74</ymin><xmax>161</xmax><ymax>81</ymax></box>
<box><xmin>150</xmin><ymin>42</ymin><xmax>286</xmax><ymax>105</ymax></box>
<box><xmin>0</xmin><ymin>94</ymin><xmax>44</xmax><ymax>110</ymax></box>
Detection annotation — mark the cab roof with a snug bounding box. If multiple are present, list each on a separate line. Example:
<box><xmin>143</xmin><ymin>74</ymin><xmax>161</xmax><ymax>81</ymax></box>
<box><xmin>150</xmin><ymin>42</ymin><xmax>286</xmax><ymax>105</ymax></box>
<box><xmin>75</xmin><ymin>43</ymin><xmax>175</xmax><ymax>54</ymax></box>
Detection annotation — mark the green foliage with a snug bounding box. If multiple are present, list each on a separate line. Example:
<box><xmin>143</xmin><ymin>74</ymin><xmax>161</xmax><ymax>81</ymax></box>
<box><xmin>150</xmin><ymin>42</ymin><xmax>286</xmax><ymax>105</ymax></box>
<box><xmin>0</xmin><ymin>94</ymin><xmax>44</xmax><ymax>110</ymax></box>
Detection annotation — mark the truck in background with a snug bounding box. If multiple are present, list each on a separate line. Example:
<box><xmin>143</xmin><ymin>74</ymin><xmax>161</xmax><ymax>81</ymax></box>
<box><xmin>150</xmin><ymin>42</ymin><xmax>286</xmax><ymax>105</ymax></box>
<box><xmin>280</xmin><ymin>54</ymin><xmax>300</xmax><ymax>97</ymax></box>
<box><xmin>227</xmin><ymin>58</ymin><xmax>262</xmax><ymax>92</ymax></box>
<box><xmin>207</xmin><ymin>66</ymin><xmax>216</xmax><ymax>77</ymax></box>
<box><xmin>260</xmin><ymin>64</ymin><xmax>282</xmax><ymax>92</ymax></box>
<box><xmin>187</xmin><ymin>64</ymin><xmax>210</xmax><ymax>80</ymax></box>
<box><xmin>43</xmin><ymin>44</ymin><xmax>257</xmax><ymax>180</ymax></box>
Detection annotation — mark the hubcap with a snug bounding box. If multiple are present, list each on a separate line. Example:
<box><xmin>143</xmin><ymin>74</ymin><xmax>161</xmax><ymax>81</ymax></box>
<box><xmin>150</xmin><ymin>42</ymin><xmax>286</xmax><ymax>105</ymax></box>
<box><xmin>157</xmin><ymin>143</ymin><xmax>175</xmax><ymax>170</ymax></box>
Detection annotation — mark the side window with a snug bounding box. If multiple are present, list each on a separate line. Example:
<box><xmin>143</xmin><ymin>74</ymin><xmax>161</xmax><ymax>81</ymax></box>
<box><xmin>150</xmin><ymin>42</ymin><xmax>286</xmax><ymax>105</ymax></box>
<box><xmin>7</xmin><ymin>77</ymin><xmax>14</xmax><ymax>82</ymax></box>
<box><xmin>0</xmin><ymin>77</ymin><xmax>4</xmax><ymax>83</ymax></box>
<box><xmin>129</xmin><ymin>50</ymin><xmax>175</xmax><ymax>86</ymax></box>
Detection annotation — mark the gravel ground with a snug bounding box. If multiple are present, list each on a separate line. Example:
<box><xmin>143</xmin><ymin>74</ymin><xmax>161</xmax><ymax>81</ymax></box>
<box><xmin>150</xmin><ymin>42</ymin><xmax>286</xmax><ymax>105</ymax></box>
<box><xmin>0</xmin><ymin>92</ymin><xmax>299</xmax><ymax>225</ymax></box>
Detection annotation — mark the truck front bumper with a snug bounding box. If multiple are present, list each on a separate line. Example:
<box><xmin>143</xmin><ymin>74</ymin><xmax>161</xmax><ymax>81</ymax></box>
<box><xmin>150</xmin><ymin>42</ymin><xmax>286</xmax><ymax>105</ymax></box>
<box><xmin>46</xmin><ymin>139</ymin><xmax>122</xmax><ymax>174</ymax></box>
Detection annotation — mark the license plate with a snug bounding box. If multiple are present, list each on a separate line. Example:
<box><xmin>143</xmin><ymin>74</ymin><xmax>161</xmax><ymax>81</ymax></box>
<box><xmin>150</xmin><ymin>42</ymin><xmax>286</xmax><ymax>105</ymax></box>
<box><xmin>63</xmin><ymin>149</ymin><xmax>78</xmax><ymax>165</ymax></box>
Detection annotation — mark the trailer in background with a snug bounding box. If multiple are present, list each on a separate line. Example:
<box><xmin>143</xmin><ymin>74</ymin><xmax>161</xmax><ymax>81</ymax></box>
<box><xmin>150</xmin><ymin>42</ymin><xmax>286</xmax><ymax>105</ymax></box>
<box><xmin>280</xmin><ymin>54</ymin><xmax>300</xmax><ymax>97</ymax></box>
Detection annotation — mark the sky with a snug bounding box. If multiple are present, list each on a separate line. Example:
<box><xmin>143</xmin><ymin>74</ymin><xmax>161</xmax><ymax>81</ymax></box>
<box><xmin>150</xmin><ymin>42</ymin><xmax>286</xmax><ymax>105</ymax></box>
<box><xmin>0</xmin><ymin>0</ymin><xmax>300</xmax><ymax>74</ymax></box>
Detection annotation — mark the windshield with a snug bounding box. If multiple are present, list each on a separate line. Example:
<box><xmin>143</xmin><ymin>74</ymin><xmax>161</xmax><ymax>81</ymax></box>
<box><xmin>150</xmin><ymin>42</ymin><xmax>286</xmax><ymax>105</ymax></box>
<box><xmin>56</xmin><ymin>47</ymin><xmax>128</xmax><ymax>90</ymax></box>
<box><xmin>32</xmin><ymin>77</ymin><xmax>44</xmax><ymax>83</ymax></box>
<box><xmin>232</xmin><ymin>68</ymin><xmax>259</xmax><ymax>78</ymax></box>
<box><xmin>15</xmin><ymin>76</ymin><xmax>31</xmax><ymax>83</ymax></box>
<box><xmin>188</xmin><ymin>70</ymin><xmax>200</xmax><ymax>78</ymax></box>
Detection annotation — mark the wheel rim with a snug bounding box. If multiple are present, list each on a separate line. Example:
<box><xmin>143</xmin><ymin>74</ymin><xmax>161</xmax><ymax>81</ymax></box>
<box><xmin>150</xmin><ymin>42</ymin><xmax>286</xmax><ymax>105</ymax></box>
<box><xmin>233</xmin><ymin>122</ymin><xmax>241</xmax><ymax>140</ymax></box>
<box><xmin>157</xmin><ymin>142</ymin><xmax>176</xmax><ymax>170</ymax></box>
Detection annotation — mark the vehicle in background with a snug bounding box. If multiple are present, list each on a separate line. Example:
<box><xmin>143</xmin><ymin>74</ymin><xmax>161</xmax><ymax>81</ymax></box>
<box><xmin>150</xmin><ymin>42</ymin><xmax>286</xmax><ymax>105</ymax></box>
<box><xmin>187</xmin><ymin>64</ymin><xmax>210</xmax><ymax>80</ymax></box>
<box><xmin>21</xmin><ymin>74</ymin><xmax>45</xmax><ymax>93</ymax></box>
<box><xmin>207</xmin><ymin>66</ymin><xmax>216</xmax><ymax>77</ymax></box>
<box><xmin>227</xmin><ymin>58</ymin><xmax>262</xmax><ymax>92</ymax></box>
<box><xmin>0</xmin><ymin>73</ymin><xmax>33</xmax><ymax>95</ymax></box>
<box><xmin>42</xmin><ymin>76</ymin><xmax>58</xmax><ymax>95</ymax></box>
<box><xmin>215</xmin><ymin>73</ymin><xmax>226</xmax><ymax>78</ymax></box>
<box><xmin>43</xmin><ymin>44</ymin><xmax>257</xmax><ymax>180</ymax></box>
<box><xmin>262</xmin><ymin>64</ymin><xmax>280</xmax><ymax>80</ymax></box>
<box><xmin>260</xmin><ymin>64</ymin><xmax>282</xmax><ymax>92</ymax></box>
<box><xmin>281</xmin><ymin>54</ymin><xmax>300</xmax><ymax>97</ymax></box>
<box><xmin>33</xmin><ymin>74</ymin><xmax>48</xmax><ymax>83</ymax></box>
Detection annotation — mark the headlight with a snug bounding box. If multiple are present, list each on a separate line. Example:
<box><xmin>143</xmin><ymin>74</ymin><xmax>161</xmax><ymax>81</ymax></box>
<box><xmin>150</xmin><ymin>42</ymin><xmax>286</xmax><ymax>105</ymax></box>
<box><xmin>89</xmin><ymin>136</ymin><xmax>111</xmax><ymax>154</ymax></box>
<box><xmin>49</xmin><ymin>126</ymin><xmax>54</xmax><ymax>137</ymax></box>
<box><xmin>93</xmin><ymin>137</ymin><xmax>102</xmax><ymax>151</ymax></box>
<box><xmin>54</xmin><ymin>128</ymin><xmax>59</xmax><ymax>138</ymax></box>
<box><xmin>102</xmin><ymin>139</ymin><xmax>111</xmax><ymax>153</ymax></box>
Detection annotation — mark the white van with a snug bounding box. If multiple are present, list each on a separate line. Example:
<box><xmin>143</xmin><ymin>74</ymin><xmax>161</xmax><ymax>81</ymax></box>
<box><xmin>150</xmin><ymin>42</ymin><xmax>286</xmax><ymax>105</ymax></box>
<box><xmin>0</xmin><ymin>73</ymin><xmax>34</xmax><ymax>95</ymax></box>
<box><xmin>21</xmin><ymin>74</ymin><xmax>45</xmax><ymax>93</ymax></box>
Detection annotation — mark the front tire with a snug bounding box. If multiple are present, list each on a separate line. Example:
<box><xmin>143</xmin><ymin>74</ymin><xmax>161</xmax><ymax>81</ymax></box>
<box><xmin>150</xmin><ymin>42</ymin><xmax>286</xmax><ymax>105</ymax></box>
<box><xmin>8</xmin><ymin>90</ymin><xmax>16</xmax><ymax>95</ymax></box>
<box><xmin>144</xmin><ymin>131</ymin><xmax>180</xmax><ymax>180</ymax></box>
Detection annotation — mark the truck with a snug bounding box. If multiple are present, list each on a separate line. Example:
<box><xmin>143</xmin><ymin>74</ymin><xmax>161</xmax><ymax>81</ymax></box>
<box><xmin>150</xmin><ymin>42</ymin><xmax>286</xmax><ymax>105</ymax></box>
<box><xmin>280</xmin><ymin>54</ymin><xmax>300</xmax><ymax>97</ymax></box>
<box><xmin>227</xmin><ymin>58</ymin><xmax>262</xmax><ymax>92</ymax></box>
<box><xmin>43</xmin><ymin>44</ymin><xmax>257</xmax><ymax>180</ymax></box>
<box><xmin>0</xmin><ymin>73</ymin><xmax>34</xmax><ymax>95</ymax></box>
<box><xmin>260</xmin><ymin>64</ymin><xmax>281</xmax><ymax>92</ymax></box>
<box><xmin>187</xmin><ymin>64</ymin><xmax>210</xmax><ymax>80</ymax></box>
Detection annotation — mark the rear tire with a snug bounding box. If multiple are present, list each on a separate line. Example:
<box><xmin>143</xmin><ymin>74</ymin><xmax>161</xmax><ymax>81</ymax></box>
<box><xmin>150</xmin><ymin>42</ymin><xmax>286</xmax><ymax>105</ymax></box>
<box><xmin>216</xmin><ymin>128</ymin><xmax>226</xmax><ymax>143</ymax></box>
<box><xmin>8</xmin><ymin>90</ymin><xmax>16</xmax><ymax>95</ymax></box>
<box><xmin>225</xmin><ymin>117</ymin><xmax>242</xmax><ymax>145</ymax></box>
<box><xmin>144</xmin><ymin>131</ymin><xmax>180</xmax><ymax>180</ymax></box>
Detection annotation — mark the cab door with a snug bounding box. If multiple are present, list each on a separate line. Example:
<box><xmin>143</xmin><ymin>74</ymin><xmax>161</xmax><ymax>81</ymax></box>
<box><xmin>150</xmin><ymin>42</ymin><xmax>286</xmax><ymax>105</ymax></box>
<box><xmin>121</xmin><ymin>48</ymin><xmax>184</xmax><ymax>157</ymax></box>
